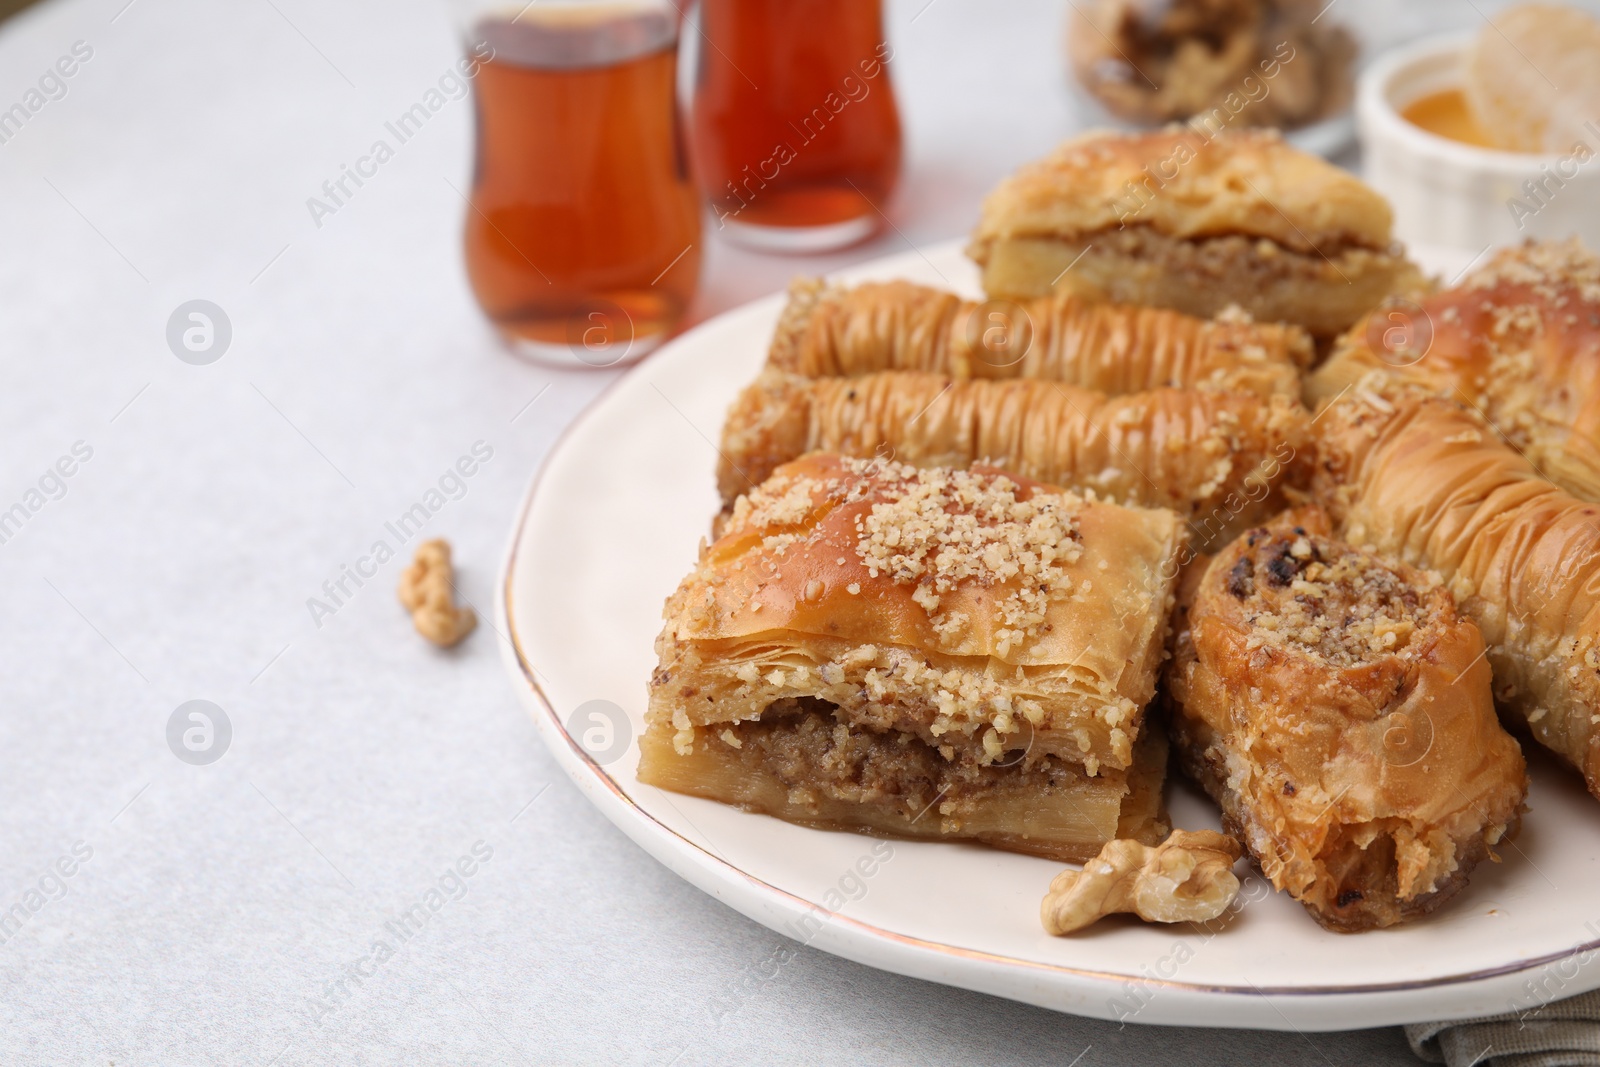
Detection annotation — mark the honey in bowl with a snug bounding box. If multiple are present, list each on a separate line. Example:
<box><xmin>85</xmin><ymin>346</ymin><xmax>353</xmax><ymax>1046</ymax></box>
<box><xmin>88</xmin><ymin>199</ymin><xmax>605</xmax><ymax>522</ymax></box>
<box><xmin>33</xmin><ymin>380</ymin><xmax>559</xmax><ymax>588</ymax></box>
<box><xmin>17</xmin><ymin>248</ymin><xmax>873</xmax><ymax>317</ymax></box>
<box><xmin>1399</xmin><ymin>88</ymin><xmax>1499</xmax><ymax>149</ymax></box>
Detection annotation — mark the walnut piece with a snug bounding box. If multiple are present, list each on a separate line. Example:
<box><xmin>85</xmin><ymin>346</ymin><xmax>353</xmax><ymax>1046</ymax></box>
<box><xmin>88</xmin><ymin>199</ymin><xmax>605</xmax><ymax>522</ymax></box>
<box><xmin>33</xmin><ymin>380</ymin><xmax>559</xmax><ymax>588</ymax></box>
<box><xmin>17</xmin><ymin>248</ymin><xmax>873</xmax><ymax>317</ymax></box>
<box><xmin>397</xmin><ymin>539</ymin><xmax>476</xmax><ymax>647</ymax></box>
<box><xmin>1041</xmin><ymin>829</ymin><xmax>1242</xmax><ymax>935</ymax></box>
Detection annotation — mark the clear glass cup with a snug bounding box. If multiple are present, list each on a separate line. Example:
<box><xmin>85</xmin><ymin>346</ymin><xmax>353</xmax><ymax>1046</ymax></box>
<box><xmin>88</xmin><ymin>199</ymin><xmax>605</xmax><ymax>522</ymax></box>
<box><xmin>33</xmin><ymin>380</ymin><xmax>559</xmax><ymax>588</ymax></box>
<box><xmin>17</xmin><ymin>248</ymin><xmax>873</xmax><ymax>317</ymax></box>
<box><xmin>457</xmin><ymin>2</ymin><xmax>702</xmax><ymax>368</ymax></box>
<box><xmin>689</xmin><ymin>0</ymin><xmax>903</xmax><ymax>253</ymax></box>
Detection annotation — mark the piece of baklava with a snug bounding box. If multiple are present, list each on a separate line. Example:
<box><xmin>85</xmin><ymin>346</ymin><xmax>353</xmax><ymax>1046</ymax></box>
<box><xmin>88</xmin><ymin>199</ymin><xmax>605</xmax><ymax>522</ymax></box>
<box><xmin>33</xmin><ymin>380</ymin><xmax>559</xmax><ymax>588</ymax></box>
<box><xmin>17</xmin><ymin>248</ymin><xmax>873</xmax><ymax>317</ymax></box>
<box><xmin>1067</xmin><ymin>0</ymin><xmax>1355</xmax><ymax>131</ymax></box>
<box><xmin>769</xmin><ymin>277</ymin><xmax>1310</xmax><ymax>396</ymax></box>
<box><xmin>1313</xmin><ymin>378</ymin><xmax>1600</xmax><ymax>803</ymax></box>
<box><xmin>642</xmin><ymin>454</ymin><xmax>1184</xmax><ymax>861</ymax></box>
<box><xmin>1167</xmin><ymin>508</ymin><xmax>1527</xmax><ymax>931</ymax></box>
<box><xmin>1068</xmin><ymin>0</ymin><xmax>1264</xmax><ymax>126</ymax></box>
<box><xmin>1308</xmin><ymin>238</ymin><xmax>1600</xmax><ymax>500</ymax></box>
<box><xmin>718</xmin><ymin>371</ymin><xmax>1304</xmax><ymax>551</ymax></box>
<box><xmin>967</xmin><ymin>128</ymin><xmax>1424</xmax><ymax>339</ymax></box>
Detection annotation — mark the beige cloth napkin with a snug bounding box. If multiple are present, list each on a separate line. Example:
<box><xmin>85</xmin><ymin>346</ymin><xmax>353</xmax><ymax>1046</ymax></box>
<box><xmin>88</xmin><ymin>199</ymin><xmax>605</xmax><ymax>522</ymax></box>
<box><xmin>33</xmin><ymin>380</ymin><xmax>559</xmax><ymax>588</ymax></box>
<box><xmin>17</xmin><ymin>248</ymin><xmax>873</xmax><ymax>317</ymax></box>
<box><xmin>1406</xmin><ymin>991</ymin><xmax>1600</xmax><ymax>1066</ymax></box>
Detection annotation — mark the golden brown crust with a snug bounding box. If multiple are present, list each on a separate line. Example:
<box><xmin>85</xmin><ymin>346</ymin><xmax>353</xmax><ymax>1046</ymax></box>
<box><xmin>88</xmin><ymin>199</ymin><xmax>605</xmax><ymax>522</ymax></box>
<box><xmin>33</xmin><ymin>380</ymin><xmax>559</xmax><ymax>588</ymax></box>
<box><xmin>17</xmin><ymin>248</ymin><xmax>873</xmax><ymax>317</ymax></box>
<box><xmin>1166</xmin><ymin>508</ymin><xmax>1527</xmax><ymax>931</ymax></box>
<box><xmin>1311</xmin><ymin>382</ymin><xmax>1600</xmax><ymax>800</ymax></box>
<box><xmin>1308</xmin><ymin>239</ymin><xmax>1600</xmax><ymax>500</ymax></box>
<box><xmin>969</xmin><ymin>128</ymin><xmax>1395</xmax><ymax>257</ymax></box>
<box><xmin>717</xmin><ymin>371</ymin><xmax>1305</xmax><ymax>552</ymax></box>
<box><xmin>657</xmin><ymin>454</ymin><xmax>1184</xmax><ymax>774</ymax></box>
<box><xmin>767</xmin><ymin>276</ymin><xmax>1310</xmax><ymax>395</ymax></box>
<box><xmin>643</xmin><ymin>455</ymin><xmax>1181</xmax><ymax>860</ymax></box>
<box><xmin>967</xmin><ymin>129</ymin><xmax>1419</xmax><ymax>338</ymax></box>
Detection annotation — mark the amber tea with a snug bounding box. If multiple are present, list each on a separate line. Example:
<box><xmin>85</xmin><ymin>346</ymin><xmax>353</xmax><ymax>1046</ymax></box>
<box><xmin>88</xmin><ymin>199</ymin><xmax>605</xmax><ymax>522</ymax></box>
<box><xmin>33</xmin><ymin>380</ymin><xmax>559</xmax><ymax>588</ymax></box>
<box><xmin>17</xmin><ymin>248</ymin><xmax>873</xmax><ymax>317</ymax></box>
<box><xmin>464</xmin><ymin>6</ymin><xmax>701</xmax><ymax>365</ymax></box>
<box><xmin>691</xmin><ymin>0</ymin><xmax>902</xmax><ymax>252</ymax></box>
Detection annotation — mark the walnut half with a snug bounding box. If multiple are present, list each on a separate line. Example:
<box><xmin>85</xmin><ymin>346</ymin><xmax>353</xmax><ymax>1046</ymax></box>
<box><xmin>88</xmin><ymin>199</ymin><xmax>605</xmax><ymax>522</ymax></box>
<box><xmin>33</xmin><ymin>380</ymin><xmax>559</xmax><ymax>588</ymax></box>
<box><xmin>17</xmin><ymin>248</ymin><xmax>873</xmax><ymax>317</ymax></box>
<box><xmin>1041</xmin><ymin>829</ymin><xmax>1243</xmax><ymax>936</ymax></box>
<box><xmin>398</xmin><ymin>539</ymin><xmax>477</xmax><ymax>648</ymax></box>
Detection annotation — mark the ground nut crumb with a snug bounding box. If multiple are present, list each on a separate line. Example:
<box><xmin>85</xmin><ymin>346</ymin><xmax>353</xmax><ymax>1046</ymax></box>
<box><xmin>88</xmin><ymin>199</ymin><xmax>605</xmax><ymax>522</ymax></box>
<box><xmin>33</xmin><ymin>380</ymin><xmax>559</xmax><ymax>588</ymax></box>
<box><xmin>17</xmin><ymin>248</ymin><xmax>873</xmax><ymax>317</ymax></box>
<box><xmin>1465</xmin><ymin>237</ymin><xmax>1600</xmax><ymax>304</ymax></box>
<box><xmin>397</xmin><ymin>538</ymin><xmax>477</xmax><ymax>648</ymax></box>
<box><xmin>852</xmin><ymin>461</ymin><xmax>1083</xmax><ymax>648</ymax></box>
<box><xmin>1228</xmin><ymin>524</ymin><xmax>1432</xmax><ymax>666</ymax></box>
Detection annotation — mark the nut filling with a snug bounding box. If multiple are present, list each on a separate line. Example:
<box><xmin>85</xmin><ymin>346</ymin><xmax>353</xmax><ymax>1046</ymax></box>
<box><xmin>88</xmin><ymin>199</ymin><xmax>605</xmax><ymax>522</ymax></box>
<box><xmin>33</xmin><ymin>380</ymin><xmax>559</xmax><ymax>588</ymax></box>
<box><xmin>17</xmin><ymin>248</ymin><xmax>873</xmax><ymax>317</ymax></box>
<box><xmin>712</xmin><ymin>697</ymin><xmax>1094</xmax><ymax>828</ymax></box>
<box><xmin>1228</xmin><ymin>524</ymin><xmax>1430</xmax><ymax>668</ymax></box>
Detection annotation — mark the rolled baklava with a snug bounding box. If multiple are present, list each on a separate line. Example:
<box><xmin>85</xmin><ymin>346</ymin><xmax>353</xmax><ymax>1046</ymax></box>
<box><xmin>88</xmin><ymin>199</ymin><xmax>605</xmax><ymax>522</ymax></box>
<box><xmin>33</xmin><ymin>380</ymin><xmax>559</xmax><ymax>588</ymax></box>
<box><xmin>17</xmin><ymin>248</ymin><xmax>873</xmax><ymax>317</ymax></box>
<box><xmin>718</xmin><ymin>370</ymin><xmax>1304</xmax><ymax>551</ymax></box>
<box><xmin>967</xmin><ymin>128</ymin><xmax>1424</xmax><ymax>338</ymax></box>
<box><xmin>1308</xmin><ymin>238</ymin><xmax>1600</xmax><ymax>500</ymax></box>
<box><xmin>1167</xmin><ymin>508</ymin><xmax>1527</xmax><ymax>931</ymax></box>
<box><xmin>769</xmin><ymin>276</ymin><xmax>1310</xmax><ymax>396</ymax></box>
<box><xmin>1313</xmin><ymin>379</ymin><xmax>1600</xmax><ymax>803</ymax></box>
<box><xmin>642</xmin><ymin>454</ymin><xmax>1184</xmax><ymax>861</ymax></box>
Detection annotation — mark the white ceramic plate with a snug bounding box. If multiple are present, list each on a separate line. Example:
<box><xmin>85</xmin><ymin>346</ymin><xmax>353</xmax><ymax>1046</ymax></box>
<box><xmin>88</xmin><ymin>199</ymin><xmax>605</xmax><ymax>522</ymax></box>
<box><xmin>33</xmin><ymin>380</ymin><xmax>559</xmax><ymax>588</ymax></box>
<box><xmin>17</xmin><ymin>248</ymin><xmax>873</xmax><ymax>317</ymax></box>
<box><xmin>498</xmin><ymin>239</ymin><xmax>1600</xmax><ymax>1031</ymax></box>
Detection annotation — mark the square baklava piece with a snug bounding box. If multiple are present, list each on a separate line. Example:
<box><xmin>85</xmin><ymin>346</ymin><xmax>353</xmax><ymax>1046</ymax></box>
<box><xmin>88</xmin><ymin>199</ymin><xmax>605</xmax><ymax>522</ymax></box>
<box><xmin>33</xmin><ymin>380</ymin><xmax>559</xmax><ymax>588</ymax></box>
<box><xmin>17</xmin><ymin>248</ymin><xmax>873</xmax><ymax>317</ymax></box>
<box><xmin>967</xmin><ymin>128</ymin><xmax>1423</xmax><ymax>340</ymax></box>
<box><xmin>640</xmin><ymin>454</ymin><xmax>1183</xmax><ymax>861</ymax></box>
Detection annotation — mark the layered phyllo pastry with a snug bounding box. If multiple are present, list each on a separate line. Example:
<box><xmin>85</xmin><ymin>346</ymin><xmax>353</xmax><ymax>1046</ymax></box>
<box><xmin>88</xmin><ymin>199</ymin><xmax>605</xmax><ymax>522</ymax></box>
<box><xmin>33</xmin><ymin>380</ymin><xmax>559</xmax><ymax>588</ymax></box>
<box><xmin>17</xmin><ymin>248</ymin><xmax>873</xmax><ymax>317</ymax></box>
<box><xmin>1309</xmin><ymin>238</ymin><xmax>1600</xmax><ymax>500</ymax></box>
<box><xmin>641</xmin><ymin>454</ymin><xmax>1184</xmax><ymax>861</ymax></box>
<box><xmin>718</xmin><ymin>370</ymin><xmax>1304</xmax><ymax>548</ymax></box>
<box><xmin>1166</xmin><ymin>508</ymin><xmax>1526</xmax><ymax>930</ymax></box>
<box><xmin>967</xmin><ymin>128</ymin><xmax>1423</xmax><ymax>339</ymax></box>
<box><xmin>768</xmin><ymin>276</ymin><xmax>1310</xmax><ymax>396</ymax></box>
<box><xmin>1313</xmin><ymin>379</ymin><xmax>1600</xmax><ymax>805</ymax></box>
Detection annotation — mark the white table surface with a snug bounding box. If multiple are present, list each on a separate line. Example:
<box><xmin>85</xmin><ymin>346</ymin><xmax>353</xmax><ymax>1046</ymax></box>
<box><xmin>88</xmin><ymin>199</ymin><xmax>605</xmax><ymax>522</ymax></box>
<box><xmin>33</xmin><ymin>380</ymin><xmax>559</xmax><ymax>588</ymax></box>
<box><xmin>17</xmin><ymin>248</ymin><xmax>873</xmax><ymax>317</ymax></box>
<box><xmin>0</xmin><ymin>0</ymin><xmax>1560</xmax><ymax>1063</ymax></box>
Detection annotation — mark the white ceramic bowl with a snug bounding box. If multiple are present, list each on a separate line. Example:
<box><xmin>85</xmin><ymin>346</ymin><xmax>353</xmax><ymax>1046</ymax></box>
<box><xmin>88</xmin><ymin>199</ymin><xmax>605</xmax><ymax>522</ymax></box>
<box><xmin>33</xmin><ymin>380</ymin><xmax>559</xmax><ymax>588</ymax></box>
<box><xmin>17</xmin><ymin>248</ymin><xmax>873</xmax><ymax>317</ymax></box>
<box><xmin>1358</xmin><ymin>31</ymin><xmax>1600</xmax><ymax>252</ymax></box>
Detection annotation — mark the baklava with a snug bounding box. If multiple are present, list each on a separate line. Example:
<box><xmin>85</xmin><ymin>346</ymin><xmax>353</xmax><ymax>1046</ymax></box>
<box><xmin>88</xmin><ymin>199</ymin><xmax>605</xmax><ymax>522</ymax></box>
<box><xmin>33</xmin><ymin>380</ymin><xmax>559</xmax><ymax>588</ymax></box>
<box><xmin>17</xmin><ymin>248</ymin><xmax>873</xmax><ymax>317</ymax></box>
<box><xmin>967</xmin><ymin>128</ymin><xmax>1424</xmax><ymax>339</ymax></box>
<box><xmin>642</xmin><ymin>453</ymin><xmax>1184</xmax><ymax>861</ymax></box>
<box><xmin>1167</xmin><ymin>508</ymin><xmax>1526</xmax><ymax>931</ymax></box>
<box><xmin>1308</xmin><ymin>238</ymin><xmax>1600</xmax><ymax>500</ymax></box>
<box><xmin>1067</xmin><ymin>0</ymin><xmax>1354</xmax><ymax>130</ymax></box>
<box><xmin>769</xmin><ymin>276</ymin><xmax>1310</xmax><ymax>396</ymax></box>
<box><xmin>1313</xmin><ymin>379</ymin><xmax>1600</xmax><ymax>803</ymax></box>
<box><xmin>718</xmin><ymin>370</ymin><xmax>1304</xmax><ymax>551</ymax></box>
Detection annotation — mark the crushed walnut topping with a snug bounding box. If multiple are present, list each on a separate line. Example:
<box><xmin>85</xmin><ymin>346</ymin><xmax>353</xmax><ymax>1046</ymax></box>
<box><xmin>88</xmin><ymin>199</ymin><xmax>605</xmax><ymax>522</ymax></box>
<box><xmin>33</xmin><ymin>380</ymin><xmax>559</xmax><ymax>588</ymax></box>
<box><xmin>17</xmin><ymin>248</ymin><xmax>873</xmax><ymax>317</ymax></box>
<box><xmin>761</xmin><ymin>532</ymin><xmax>803</xmax><ymax>556</ymax></box>
<box><xmin>730</xmin><ymin>473</ymin><xmax>827</xmax><ymax>532</ymax></box>
<box><xmin>1213</xmin><ymin>304</ymin><xmax>1255</xmax><ymax>325</ymax></box>
<box><xmin>1227</xmin><ymin>525</ymin><xmax>1431</xmax><ymax>668</ymax></box>
<box><xmin>850</xmin><ymin>461</ymin><xmax>1084</xmax><ymax>654</ymax></box>
<box><xmin>1464</xmin><ymin>237</ymin><xmax>1600</xmax><ymax>306</ymax></box>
